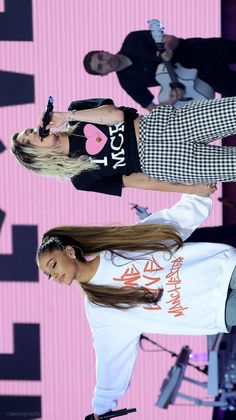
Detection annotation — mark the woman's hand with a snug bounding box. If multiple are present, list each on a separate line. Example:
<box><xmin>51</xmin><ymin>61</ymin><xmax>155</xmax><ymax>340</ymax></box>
<box><xmin>191</xmin><ymin>183</ymin><xmax>217</xmax><ymax>197</ymax></box>
<box><xmin>46</xmin><ymin>112</ymin><xmax>69</xmax><ymax>129</ymax></box>
<box><xmin>94</xmin><ymin>415</ymin><xmax>100</xmax><ymax>420</ymax></box>
<box><xmin>123</xmin><ymin>173</ymin><xmax>217</xmax><ymax>196</ymax></box>
<box><xmin>160</xmin><ymin>46</ymin><xmax>173</xmax><ymax>62</ymax></box>
<box><xmin>37</xmin><ymin>111</ymin><xmax>69</xmax><ymax>130</ymax></box>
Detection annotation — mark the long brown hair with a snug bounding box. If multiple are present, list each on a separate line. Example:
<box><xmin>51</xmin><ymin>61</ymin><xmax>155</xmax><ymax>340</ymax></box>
<box><xmin>37</xmin><ymin>224</ymin><xmax>183</xmax><ymax>309</ymax></box>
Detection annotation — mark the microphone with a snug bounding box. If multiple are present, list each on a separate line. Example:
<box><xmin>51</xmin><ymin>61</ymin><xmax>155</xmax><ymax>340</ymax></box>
<box><xmin>85</xmin><ymin>408</ymin><xmax>137</xmax><ymax>419</ymax></box>
<box><xmin>39</xmin><ymin>96</ymin><xmax>54</xmax><ymax>140</ymax></box>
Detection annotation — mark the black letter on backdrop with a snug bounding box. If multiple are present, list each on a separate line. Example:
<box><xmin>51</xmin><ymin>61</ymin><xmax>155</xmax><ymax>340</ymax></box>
<box><xmin>0</xmin><ymin>0</ymin><xmax>33</xmax><ymax>40</ymax></box>
<box><xmin>0</xmin><ymin>396</ymin><xmax>41</xmax><ymax>419</ymax></box>
<box><xmin>0</xmin><ymin>139</ymin><xmax>6</xmax><ymax>153</ymax></box>
<box><xmin>0</xmin><ymin>223</ymin><xmax>38</xmax><ymax>282</ymax></box>
<box><xmin>0</xmin><ymin>71</ymin><xmax>34</xmax><ymax>107</ymax></box>
<box><xmin>0</xmin><ymin>323</ymin><xmax>41</xmax><ymax>380</ymax></box>
<box><xmin>0</xmin><ymin>1</ymin><xmax>34</xmax><ymax>105</ymax></box>
<box><xmin>0</xmin><ymin>208</ymin><xmax>5</xmax><ymax>229</ymax></box>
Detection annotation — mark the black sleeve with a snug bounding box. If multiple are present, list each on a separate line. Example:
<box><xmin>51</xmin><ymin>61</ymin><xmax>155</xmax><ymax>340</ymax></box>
<box><xmin>118</xmin><ymin>106</ymin><xmax>139</xmax><ymax>120</ymax></box>
<box><xmin>68</xmin><ymin>98</ymin><xmax>114</xmax><ymax>111</ymax></box>
<box><xmin>122</xmin><ymin>31</ymin><xmax>158</xmax><ymax>58</ymax></box>
<box><xmin>118</xmin><ymin>31</ymin><xmax>159</xmax><ymax>108</ymax></box>
<box><xmin>118</xmin><ymin>77</ymin><xmax>154</xmax><ymax>109</ymax></box>
<box><xmin>71</xmin><ymin>172</ymin><xmax>123</xmax><ymax>196</ymax></box>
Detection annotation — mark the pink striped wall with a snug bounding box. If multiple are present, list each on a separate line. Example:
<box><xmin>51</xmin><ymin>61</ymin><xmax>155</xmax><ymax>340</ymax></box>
<box><xmin>0</xmin><ymin>0</ymin><xmax>221</xmax><ymax>419</ymax></box>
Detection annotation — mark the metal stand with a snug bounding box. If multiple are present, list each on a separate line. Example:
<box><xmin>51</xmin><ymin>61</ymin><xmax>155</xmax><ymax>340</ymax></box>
<box><xmin>156</xmin><ymin>342</ymin><xmax>236</xmax><ymax>411</ymax></box>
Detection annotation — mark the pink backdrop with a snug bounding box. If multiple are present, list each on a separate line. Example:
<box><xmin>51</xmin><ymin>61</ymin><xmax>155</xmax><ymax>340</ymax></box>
<box><xmin>0</xmin><ymin>0</ymin><xmax>221</xmax><ymax>419</ymax></box>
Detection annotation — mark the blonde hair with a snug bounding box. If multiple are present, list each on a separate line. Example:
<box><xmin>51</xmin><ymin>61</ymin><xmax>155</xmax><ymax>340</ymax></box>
<box><xmin>11</xmin><ymin>125</ymin><xmax>98</xmax><ymax>179</ymax></box>
<box><xmin>37</xmin><ymin>224</ymin><xmax>183</xmax><ymax>310</ymax></box>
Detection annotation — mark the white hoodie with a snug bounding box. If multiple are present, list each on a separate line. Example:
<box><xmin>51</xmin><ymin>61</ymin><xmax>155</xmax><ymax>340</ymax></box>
<box><xmin>84</xmin><ymin>194</ymin><xmax>236</xmax><ymax>415</ymax></box>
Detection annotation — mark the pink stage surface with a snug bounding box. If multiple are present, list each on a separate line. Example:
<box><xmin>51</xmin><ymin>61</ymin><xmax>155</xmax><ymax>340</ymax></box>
<box><xmin>0</xmin><ymin>1</ymin><xmax>222</xmax><ymax>419</ymax></box>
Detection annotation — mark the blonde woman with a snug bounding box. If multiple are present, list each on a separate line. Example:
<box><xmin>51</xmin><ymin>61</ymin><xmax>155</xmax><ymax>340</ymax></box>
<box><xmin>37</xmin><ymin>194</ymin><xmax>236</xmax><ymax>418</ymax></box>
<box><xmin>13</xmin><ymin>96</ymin><xmax>236</xmax><ymax>196</ymax></box>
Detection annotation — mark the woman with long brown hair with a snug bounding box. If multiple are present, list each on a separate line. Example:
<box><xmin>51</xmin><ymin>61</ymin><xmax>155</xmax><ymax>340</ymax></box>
<box><xmin>37</xmin><ymin>194</ymin><xmax>236</xmax><ymax>418</ymax></box>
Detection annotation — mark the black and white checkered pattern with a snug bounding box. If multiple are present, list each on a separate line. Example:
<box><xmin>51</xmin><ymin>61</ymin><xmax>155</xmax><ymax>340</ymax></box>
<box><xmin>139</xmin><ymin>97</ymin><xmax>236</xmax><ymax>183</ymax></box>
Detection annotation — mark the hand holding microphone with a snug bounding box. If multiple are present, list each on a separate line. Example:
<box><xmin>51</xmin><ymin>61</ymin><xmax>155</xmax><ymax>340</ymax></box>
<box><xmin>39</xmin><ymin>96</ymin><xmax>54</xmax><ymax>140</ymax></box>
